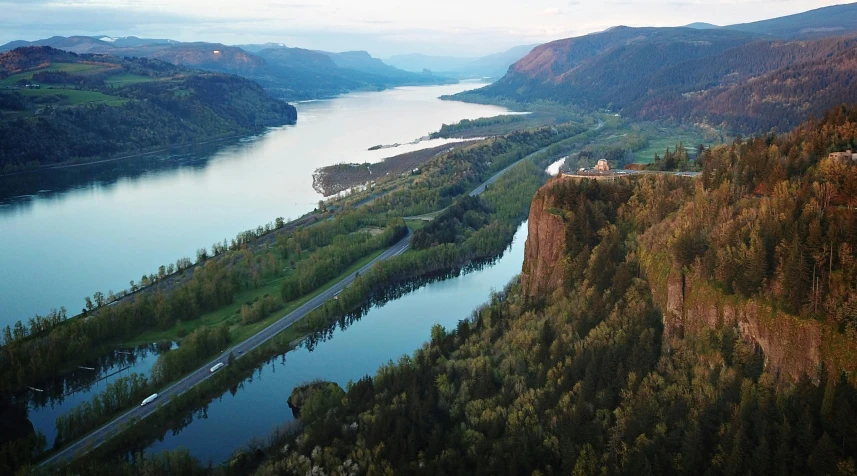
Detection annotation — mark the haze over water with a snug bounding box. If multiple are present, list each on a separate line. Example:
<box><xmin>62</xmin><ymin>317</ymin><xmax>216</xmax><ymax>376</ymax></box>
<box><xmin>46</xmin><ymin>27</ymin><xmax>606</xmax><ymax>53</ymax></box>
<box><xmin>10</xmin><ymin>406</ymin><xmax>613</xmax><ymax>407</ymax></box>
<box><xmin>0</xmin><ymin>81</ymin><xmax>509</xmax><ymax>327</ymax></box>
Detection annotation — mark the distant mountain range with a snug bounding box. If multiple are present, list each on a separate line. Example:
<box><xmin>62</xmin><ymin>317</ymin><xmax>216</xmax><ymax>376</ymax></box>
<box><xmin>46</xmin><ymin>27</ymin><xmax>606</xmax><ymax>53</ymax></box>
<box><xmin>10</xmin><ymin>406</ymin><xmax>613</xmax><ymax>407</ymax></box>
<box><xmin>453</xmin><ymin>3</ymin><xmax>857</xmax><ymax>133</ymax></box>
<box><xmin>0</xmin><ymin>37</ymin><xmax>457</xmax><ymax>101</ymax></box>
<box><xmin>386</xmin><ymin>45</ymin><xmax>538</xmax><ymax>80</ymax></box>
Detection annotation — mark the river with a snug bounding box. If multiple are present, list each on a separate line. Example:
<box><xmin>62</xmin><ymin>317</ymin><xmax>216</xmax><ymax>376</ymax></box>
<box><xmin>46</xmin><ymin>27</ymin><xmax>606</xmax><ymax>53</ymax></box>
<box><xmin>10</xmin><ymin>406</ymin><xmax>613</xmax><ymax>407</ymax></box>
<box><xmin>0</xmin><ymin>81</ymin><xmax>510</xmax><ymax>327</ymax></box>
<box><xmin>143</xmin><ymin>221</ymin><xmax>529</xmax><ymax>464</ymax></box>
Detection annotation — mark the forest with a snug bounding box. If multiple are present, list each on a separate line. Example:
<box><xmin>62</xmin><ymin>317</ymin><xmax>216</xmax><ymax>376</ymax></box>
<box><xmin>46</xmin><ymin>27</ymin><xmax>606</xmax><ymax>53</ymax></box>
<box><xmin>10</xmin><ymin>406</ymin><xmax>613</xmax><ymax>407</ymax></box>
<box><xmin>0</xmin><ymin>47</ymin><xmax>297</xmax><ymax>172</ymax></box>
<box><xmin>123</xmin><ymin>105</ymin><xmax>857</xmax><ymax>476</ymax></box>
<box><xmin>233</xmin><ymin>107</ymin><xmax>857</xmax><ymax>475</ymax></box>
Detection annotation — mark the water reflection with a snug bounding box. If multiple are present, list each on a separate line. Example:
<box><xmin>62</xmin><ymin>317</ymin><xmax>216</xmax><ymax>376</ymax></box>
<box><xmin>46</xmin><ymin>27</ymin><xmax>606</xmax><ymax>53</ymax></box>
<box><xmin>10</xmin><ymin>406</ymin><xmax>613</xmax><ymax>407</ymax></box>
<box><xmin>8</xmin><ymin>342</ymin><xmax>174</xmax><ymax>444</ymax></box>
<box><xmin>0</xmin><ymin>138</ymin><xmax>259</xmax><ymax>216</ymax></box>
<box><xmin>303</xmin><ymin>255</ymin><xmax>505</xmax><ymax>352</ymax></box>
<box><xmin>140</xmin><ymin>221</ymin><xmax>528</xmax><ymax>464</ymax></box>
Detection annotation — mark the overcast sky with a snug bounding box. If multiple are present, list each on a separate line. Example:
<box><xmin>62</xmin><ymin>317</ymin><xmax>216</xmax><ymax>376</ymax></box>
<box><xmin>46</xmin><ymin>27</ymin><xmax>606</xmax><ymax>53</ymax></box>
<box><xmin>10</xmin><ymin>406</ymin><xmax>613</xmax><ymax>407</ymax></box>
<box><xmin>0</xmin><ymin>0</ymin><xmax>846</xmax><ymax>57</ymax></box>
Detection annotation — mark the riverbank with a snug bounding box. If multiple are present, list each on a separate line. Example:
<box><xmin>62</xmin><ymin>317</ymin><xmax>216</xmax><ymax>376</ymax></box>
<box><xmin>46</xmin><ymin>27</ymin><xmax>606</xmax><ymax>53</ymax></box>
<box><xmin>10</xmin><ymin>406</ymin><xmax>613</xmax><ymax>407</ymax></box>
<box><xmin>312</xmin><ymin>139</ymin><xmax>482</xmax><ymax>196</ymax></box>
<box><xmin>0</xmin><ymin>131</ymin><xmax>267</xmax><ymax>177</ymax></box>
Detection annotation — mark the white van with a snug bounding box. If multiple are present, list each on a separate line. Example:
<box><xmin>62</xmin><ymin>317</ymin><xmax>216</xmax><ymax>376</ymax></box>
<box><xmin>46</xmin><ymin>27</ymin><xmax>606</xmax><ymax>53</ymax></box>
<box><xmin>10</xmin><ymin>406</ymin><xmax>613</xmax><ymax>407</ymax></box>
<box><xmin>141</xmin><ymin>393</ymin><xmax>158</xmax><ymax>406</ymax></box>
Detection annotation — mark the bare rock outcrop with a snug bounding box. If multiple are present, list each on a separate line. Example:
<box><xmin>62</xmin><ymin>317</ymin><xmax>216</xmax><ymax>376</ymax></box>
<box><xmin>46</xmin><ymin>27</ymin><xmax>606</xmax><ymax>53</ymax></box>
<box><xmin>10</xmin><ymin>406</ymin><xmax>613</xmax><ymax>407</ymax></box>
<box><xmin>521</xmin><ymin>179</ymin><xmax>568</xmax><ymax>298</ymax></box>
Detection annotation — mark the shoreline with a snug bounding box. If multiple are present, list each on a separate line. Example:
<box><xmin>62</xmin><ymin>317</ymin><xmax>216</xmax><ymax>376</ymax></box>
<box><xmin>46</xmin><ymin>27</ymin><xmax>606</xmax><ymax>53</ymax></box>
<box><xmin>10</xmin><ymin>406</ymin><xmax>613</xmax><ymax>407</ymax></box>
<box><xmin>0</xmin><ymin>124</ymin><xmax>291</xmax><ymax>178</ymax></box>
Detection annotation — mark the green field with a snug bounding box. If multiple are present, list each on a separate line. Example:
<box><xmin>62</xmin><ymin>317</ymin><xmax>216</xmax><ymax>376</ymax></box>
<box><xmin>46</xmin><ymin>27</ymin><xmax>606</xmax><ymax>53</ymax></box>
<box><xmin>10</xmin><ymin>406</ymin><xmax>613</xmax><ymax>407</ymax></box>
<box><xmin>0</xmin><ymin>62</ymin><xmax>118</xmax><ymax>86</ymax></box>
<box><xmin>632</xmin><ymin>126</ymin><xmax>725</xmax><ymax>164</ymax></box>
<box><xmin>104</xmin><ymin>73</ymin><xmax>159</xmax><ymax>86</ymax></box>
<box><xmin>16</xmin><ymin>87</ymin><xmax>127</xmax><ymax>106</ymax></box>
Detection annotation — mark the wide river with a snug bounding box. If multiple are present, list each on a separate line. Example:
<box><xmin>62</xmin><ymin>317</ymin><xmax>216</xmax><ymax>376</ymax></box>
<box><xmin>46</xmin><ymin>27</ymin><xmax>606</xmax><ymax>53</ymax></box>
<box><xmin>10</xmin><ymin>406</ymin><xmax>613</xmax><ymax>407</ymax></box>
<box><xmin>0</xmin><ymin>81</ymin><xmax>509</xmax><ymax>327</ymax></box>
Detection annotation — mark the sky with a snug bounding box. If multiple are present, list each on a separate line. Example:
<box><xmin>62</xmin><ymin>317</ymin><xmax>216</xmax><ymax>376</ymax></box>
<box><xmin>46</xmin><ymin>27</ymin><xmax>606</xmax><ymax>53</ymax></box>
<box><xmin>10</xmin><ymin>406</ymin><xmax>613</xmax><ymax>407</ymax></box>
<box><xmin>0</xmin><ymin>0</ymin><xmax>847</xmax><ymax>57</ymax></box>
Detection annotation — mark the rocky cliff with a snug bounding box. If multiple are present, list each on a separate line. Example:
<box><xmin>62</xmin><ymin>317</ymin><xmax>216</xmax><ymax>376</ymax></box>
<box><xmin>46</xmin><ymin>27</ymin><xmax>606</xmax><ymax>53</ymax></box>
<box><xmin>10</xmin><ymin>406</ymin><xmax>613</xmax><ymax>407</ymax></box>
<box><xmin>521</xmin><ymin>178</ymin><xmax>568</xmax><ymax>298</ymax></box>
<box><xmin>522</xmin><ymin>178</ymin><xmax>857</xmax><ymax>382</ymax></box>
<box><xmin>639</xmin><ymin>244</ymin><xmax>857</xmax><ymax>383</ymax></box>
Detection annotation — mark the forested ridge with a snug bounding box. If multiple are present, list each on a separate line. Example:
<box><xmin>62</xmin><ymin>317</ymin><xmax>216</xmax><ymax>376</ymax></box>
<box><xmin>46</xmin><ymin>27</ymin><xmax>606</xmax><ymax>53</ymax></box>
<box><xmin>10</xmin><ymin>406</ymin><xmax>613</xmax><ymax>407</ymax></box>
<box><xmin>457</xmin><ymin>27</ymin><xmax>857</xmax><ymax>134</ymax></box>
<box><xmin>0</xmin><ymin>37</ymin><xmax>454</xmax><ymax>101</ymax></box>
<box><xmin>0</xmin><ymin>47</ymin><xmax>297</xmax><ymax>172</ymax></box>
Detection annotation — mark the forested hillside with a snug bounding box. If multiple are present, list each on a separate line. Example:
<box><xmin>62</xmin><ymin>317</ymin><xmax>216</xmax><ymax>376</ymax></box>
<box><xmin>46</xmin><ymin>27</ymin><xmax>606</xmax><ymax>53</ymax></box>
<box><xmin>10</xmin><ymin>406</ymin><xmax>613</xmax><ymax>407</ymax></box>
<box><xmin>456</xmin><ymin>26</ymin><xmax>857</xmax><ymax>133</ymax></box>
<box><xmin>725</xmin><ymin>2</ymin><xmax>857</xmax><ymax>38</ymax></box>
<box><xmin>0</xmin><ymin>47</ymin><xmax>297</xmax><ymax>172</ymax></box>
<box><xmin>238</xmin><ymin>107</ymin><xmax>857</xmax><ymax>475</ymax></box>
<box><xmin>0</xmin><ymin>37</ymin><xmax>453</xmax><ymax>101</ymax></box>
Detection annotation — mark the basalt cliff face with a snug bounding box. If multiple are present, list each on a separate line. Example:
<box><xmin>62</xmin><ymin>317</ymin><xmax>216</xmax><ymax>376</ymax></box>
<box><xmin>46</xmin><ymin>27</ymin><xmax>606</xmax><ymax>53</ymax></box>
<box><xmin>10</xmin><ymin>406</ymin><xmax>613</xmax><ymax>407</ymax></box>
<box><xmin>522</xmin><ymin>178</ymin><xmax>857</xmax><ymax>382</ymax></box>
<box><xmin>638</xmin><ymin>243</ymin><xmax>857</xmax><ymax>383</ymax></box>
<box><xmin>521</xmin><ymin>178</ymin><xmax>568</xmax><ymax>298</ymax></box>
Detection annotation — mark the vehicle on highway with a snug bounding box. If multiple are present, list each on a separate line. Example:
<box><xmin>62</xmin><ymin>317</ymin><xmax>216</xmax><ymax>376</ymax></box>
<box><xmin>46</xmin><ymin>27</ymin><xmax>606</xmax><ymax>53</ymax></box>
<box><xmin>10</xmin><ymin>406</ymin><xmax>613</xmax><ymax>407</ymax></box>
<box><xmin>210</xmin><ymin>362</ymin><xmax>225</xmax><ymax>373</ymax></box>
<box><xmin>140</xmin><ymin>393</ymin><xmax>158</xmax><ymax>406</ymax></box>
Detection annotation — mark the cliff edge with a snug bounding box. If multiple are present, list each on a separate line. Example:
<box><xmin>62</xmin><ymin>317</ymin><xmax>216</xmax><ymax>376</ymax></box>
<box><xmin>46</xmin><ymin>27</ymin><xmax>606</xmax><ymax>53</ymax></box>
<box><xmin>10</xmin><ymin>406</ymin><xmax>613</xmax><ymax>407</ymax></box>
<box><xmin>521</xmin><ymin>178</ymin><xmax>568</xmax><ymax>298</ymax></box>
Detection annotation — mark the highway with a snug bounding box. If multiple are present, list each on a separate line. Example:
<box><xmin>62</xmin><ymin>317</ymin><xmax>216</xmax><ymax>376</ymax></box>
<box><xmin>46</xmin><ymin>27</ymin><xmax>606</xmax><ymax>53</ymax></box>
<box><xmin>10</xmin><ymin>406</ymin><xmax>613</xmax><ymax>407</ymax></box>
<box><xmin>39</xmin><ymin>229</ymin><xmax>412</xmax><ymax>468</ymax></box>
<box><xmin>469</xmin><ymin>145</ymin><xmax>552</xmax><ymax>197</ymax></box>
<box><xmin>468</xmin><ymin>119</ymin><xmax>605</xmax><ymax>197</ymax></box>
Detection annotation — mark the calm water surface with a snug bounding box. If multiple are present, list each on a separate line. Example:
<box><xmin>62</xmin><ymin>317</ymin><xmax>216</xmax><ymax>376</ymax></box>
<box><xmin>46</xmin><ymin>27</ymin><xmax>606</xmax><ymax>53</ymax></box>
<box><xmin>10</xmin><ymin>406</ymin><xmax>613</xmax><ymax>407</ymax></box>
<box><xmin>144</xmin><ymin>221</ymin><xmax>528</xmax><ymax>464</ymax></box>
<box><xmin>22</xmin><ymin>343</ymin><xmax>174</xmax><ymax>445</ymax></box>
<box><xmin>0</xmin><ymin>82</ymin><xmax>509</xmax><ymax>327</ymax></box>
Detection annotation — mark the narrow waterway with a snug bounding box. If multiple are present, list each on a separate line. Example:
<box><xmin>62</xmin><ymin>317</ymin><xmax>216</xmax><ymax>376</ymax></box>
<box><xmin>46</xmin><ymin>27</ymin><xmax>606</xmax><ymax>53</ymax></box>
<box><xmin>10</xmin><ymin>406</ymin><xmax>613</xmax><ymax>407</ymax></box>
<box><xmin>143</xmin><ymin>221</ymin><xmax>529</xmax><ymax>464</ymax></box>
<box><xmin>0</xmin><ymin>81</ymin><xmax>510</xmax><ymax>328</ymax></box>
<box><xmin>19</xmin><ymin>343</ymin><xmax>174</xmax><ymax>445</ymax></box>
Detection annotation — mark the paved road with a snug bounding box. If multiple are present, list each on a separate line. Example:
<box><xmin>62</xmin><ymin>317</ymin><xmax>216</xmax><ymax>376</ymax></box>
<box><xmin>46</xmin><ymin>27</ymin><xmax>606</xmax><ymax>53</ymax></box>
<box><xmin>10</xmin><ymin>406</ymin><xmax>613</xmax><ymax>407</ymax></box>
<box><xmin>563</xmin><ymin>170</ymin><xmax>700</xmax><ymax>179</ymax></box>
<box><xmin>468</xmin><ymin>146</ymin><xmax>551</xmax><ymax>197</ymax></box>
<box><xmin>39</xmin><ymin>229</ymin><xmax>412</xmax><ymax>468</ymax></box>
<box><xmin>469</xmin><ymin>119</ymin><xmax>605</xmax><ymax>197</ymax></box>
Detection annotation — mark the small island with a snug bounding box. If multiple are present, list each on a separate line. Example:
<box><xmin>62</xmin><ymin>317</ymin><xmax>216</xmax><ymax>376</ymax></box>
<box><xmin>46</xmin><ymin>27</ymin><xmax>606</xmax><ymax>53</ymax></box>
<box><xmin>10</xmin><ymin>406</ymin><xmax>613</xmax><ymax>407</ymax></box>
<box><xmin>287</xmin><ymin>380</ymin><xmax>345</xmax><ymax>418</ymax></box>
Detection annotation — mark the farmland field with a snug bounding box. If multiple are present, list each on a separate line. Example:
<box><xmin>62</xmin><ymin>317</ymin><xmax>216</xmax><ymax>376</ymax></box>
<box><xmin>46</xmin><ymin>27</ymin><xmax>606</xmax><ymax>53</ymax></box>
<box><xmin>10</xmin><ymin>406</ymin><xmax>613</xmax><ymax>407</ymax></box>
<box><xmin>105</xmin><ymin>73</ymin><xmax>160</xmax><ymax>86</ymax></box>
<box><xmin>15</xmin><ymin>87</ymin><xmax>127</xmax><ymax>106</ymax></box>
<box><xmin>0</xmin><ymin>62</ymin><xmax>119</xmax><ymax>86</ymax></box>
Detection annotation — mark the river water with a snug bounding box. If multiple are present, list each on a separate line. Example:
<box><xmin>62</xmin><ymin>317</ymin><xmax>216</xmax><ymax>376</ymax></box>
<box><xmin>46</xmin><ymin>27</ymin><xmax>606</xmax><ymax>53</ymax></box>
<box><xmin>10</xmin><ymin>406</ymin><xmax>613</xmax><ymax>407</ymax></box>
<box><xmin>0</xmin><ymin>81</ymin><xmax>509</xmax><ymax>328</ymax></box>
<box><xmin>144</xmin><ymin>221</ymin><xmax>528</xmax><ymax>464</ymax></box>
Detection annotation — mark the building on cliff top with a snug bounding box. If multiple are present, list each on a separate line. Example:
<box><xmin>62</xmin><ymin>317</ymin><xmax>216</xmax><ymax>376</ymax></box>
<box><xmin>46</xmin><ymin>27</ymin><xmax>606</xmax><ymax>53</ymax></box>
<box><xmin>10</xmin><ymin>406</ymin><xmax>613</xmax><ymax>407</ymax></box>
<box><xmin>828</xmin><ymin>150</ymin><xmax>857</xmax><ymax>162</ymax></box>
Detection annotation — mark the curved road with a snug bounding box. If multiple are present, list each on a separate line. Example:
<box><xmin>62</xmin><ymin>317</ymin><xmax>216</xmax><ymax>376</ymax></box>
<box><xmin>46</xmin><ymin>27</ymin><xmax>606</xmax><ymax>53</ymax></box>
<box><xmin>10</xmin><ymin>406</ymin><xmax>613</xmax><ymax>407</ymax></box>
<box><xmin>40</xmin><ymin>229</ymin><xmax>412</xmax><ymax>468</ymax></box>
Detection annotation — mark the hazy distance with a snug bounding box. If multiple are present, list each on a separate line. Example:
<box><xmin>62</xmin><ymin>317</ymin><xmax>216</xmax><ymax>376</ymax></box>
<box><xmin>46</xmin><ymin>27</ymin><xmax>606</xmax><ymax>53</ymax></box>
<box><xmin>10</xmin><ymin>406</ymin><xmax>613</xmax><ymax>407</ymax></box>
<box><xmin>0</xmin><ymin>0</ymin><xmax>845</xmax><ymax>57</ymax></box>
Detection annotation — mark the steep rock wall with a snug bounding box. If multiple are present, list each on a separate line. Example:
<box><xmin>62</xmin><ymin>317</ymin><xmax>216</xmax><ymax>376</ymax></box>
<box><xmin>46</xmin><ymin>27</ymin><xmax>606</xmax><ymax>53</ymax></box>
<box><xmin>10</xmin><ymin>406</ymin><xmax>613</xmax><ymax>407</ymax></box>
<box><xmin>521</xmin><ymin>178</ymin><xmax>567</xmax><ymax>298</ymax></box>
<box><xmin>640</xmin><ymin>246</ymin><xmax>857</xmax><ymax>383</ymax></box>
<box><xmin>521</xmin><ymin>179</ymin><xmax>857</xmax><ymax>382</ymax></box>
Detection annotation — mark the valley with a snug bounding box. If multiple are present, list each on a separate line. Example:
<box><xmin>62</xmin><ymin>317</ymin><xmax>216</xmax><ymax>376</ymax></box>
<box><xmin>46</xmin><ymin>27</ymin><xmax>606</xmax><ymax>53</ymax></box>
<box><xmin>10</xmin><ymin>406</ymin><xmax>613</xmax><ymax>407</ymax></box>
<box><xmin>4</xmin><ymin>2</ymin><xmax>857</xmax><ymax>475</ymax></box>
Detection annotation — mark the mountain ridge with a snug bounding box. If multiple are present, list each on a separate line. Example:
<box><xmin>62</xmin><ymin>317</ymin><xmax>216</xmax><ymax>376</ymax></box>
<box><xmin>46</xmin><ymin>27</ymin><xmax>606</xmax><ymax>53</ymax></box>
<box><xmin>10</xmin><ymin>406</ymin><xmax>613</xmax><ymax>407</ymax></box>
<box><xmin>0</xmin><ymin>37</ymin><xmax>455</xmax><ymax>101</ymax></box>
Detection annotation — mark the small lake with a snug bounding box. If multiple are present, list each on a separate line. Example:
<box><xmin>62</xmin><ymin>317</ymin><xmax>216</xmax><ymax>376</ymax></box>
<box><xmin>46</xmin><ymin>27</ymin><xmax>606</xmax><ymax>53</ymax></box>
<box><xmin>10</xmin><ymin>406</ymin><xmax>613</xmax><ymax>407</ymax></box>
<box><xmin>0</xmin><ymin>81</ymin><xmax>510</xmax><ymax>328</ymax></box>
<box><xmin>143</xmin><ymin>221</ymin><xmax>529</xmax><ymax>464</ymax></box>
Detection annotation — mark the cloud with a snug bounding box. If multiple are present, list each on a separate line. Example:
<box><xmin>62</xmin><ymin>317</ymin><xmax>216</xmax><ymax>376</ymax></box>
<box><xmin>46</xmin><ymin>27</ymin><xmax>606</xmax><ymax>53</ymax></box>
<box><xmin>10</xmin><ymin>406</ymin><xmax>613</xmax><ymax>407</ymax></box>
<box><xmin>541</xmin><ymin>7</ymin><xmax>563</xmax><ymax>15</ymax></box>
